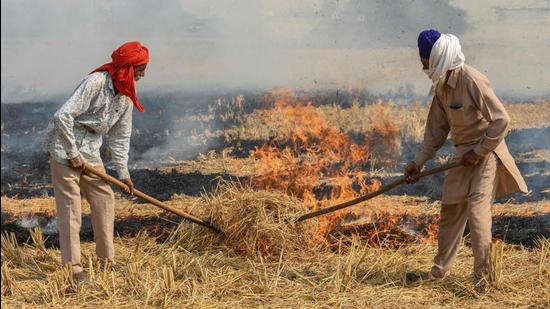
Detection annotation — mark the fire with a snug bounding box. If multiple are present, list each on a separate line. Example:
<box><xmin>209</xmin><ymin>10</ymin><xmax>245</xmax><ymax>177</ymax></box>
<box><xmin>328</xmin><ymin>212</ymin><xmax>441</xmax><ymax>247</ymax></box>
<box><xmin>244</xmin><ymin>89</ymin><xmax>401</xmax><ymax>240</ymax></box>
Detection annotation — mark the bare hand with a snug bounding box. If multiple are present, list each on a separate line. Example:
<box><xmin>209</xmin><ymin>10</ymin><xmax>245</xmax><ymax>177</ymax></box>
<box><xmin>120</xmin><ymin>178</ymin><xmax>134</xmax><ymax>195</ymax></box>
<box><xmin>404</xmin><ymin>161</ymin><xmax>421</xmax><ymax>184</ymax></box>
<box><xmin>67</xmin><ymin>155</ymin><xmax>86</xmax><ymax>171</ymax></box>
<box><xmin>462</xmin><ymin>150</ymin><xmax>482</xmax><ymax>166</ymax></box>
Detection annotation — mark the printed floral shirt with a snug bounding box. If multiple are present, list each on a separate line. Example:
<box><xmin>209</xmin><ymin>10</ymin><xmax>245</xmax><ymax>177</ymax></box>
<box><xmin>43</xmin><ymin>72</ymin><xmax>133</xmax><ymax>179</ymax></box>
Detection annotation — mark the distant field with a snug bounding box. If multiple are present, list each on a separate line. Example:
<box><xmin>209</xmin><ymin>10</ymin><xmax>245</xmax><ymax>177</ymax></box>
<box><xmin>231</xmin><ymin>100</ymin><xmax>550</xmax><ymax>143</ymax></box>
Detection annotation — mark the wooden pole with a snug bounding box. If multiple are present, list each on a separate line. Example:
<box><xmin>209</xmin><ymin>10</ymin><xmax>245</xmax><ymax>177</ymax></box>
<box><xmin>83</xmin><ymin>165</ymin><xmax>223</xmax><ymax>234</ymax></box>
<box><xmin>297</xmin><ymin>161</ymin><xmax>462</xmax><ymax>222</ymax></box>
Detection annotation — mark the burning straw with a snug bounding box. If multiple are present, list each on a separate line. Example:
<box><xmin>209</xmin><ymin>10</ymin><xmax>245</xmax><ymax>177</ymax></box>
<box><xmin>187</xmin><ymin>90</ymin><xmax>406</xmax><ymax>259</ymax></box>
<box><xmin>203</xmin><ymin>180</ymin><xmax>317</xmax><ymax>260</ymax></box>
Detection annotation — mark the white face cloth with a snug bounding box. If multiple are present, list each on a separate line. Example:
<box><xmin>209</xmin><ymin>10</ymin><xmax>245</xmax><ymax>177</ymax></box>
<box><xmin>423</xmin><ymin>33</ymin><xmax>465</xmax><ymax>94</ymax></box>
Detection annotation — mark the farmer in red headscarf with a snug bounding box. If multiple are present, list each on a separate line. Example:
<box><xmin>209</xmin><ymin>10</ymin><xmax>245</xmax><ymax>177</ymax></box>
<box><xmin>43</xmin><ymin>41</ymin><xmax>149</xmax><ymax>282</ymax></box>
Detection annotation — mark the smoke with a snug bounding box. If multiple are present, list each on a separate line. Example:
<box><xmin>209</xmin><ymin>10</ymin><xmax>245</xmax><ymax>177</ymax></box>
<box><xmin>16</xmin><ymin>216</ymin><xmax>39</xmax><ymax>229</ymax></box>
<box><xmin>2</xmin><ymin>0</ymin><xmax>549</xmax><ymax>103</ymax></box>
<box><xmin>15</xmin><ymin>217</ymin><xmax>59</xmax><ymax>235</ymax></box>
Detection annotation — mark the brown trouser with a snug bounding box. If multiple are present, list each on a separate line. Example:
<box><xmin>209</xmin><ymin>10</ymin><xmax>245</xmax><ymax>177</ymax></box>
<box><xmin>50</xmin><ymin>159</ymin><xmax>115</xmax><ymax>273</ymax></box>
<box><xmin>431</xmin><ymin>153</ymin><xmax>498</xmax><ymax>279</ymax></box>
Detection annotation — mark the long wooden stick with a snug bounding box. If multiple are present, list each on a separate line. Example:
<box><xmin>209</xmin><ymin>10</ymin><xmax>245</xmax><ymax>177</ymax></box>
<box><xmin>297</xmin><ymin>161</ymin><xmax>462</xmax><ymax>222</ymax></box>
<box><xmin>83</xmin><ymin>165</ymin><xmax>223</xmax><ymax>234</ymax></box>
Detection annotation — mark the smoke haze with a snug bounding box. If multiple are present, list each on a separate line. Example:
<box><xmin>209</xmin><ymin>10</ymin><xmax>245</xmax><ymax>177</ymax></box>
<box><xmin>1</xmin><ymin>0</ymin><xmax>549</xmax><ymax>102</ymax></box>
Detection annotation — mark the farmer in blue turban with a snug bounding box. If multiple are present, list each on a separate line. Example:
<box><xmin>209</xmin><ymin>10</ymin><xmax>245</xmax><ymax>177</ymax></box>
<box><xmin>404</xmin><ymin>29</ymin><xmax>527</xmax><ymax>287</ymax></box>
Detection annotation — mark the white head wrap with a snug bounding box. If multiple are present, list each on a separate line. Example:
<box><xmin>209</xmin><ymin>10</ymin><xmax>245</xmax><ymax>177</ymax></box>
<box><xmin>423</xmin><ymin>34</ymin><xmax>465</xmax><ymax>94</ymax></box>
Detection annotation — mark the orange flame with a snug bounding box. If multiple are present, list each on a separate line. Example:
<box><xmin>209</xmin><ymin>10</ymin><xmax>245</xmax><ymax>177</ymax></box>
<box><xmin>244</xmin><ymin>89</ymin><xmax>401</xmax><ymax>240</ymax></box>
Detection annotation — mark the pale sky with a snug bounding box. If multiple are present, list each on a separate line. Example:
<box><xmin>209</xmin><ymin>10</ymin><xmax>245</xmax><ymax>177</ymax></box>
<box><xmin>1</xmin><ymin>0</ymin><xmax>549</xmax><ymax>102</ymax></box>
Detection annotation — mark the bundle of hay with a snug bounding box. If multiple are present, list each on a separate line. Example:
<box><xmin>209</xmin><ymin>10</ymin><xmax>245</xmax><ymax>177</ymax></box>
<box><xmin>203</xmin><ymin>181</ymin><xmax>317</xmax><ymax>260</ymax></box>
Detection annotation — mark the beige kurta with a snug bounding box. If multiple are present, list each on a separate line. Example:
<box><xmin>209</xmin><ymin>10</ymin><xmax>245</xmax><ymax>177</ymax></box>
<box><xmin>414</xmin><ymin>65</ymin><xmax>528</xmax><ymax>204</ymax></box>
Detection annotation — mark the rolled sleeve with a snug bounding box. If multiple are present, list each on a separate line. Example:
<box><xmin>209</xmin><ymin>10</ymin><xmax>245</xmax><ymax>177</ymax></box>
<box><xmin>107</xmin><ymin>102</ymin><xmax>133</xmax><ymax>179</ymax></box>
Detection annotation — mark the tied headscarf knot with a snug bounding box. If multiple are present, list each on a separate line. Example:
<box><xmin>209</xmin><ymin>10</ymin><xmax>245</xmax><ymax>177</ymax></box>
<box><xmin>92</xmin><ymin>41</ymin><xmax>149</xmax><ymax>112</ymax></box>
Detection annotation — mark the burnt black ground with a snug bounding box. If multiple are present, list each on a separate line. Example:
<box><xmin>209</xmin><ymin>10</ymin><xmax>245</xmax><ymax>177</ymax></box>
<box><xmin>2</xmin><ymin>127</ymin><xmax>547</xmax><ymax>202</ymax></box>
<box><xmin>2</xmin><ymin>98</ymin><xmax>548</xmax><ymax>201</ymax></box>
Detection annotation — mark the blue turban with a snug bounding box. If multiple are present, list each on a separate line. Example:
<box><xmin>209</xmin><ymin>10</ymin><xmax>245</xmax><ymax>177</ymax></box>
<box><xmin>418</xmin><ymin>29</ymin><xmax>441</xmax><ymax>59</ymax></box>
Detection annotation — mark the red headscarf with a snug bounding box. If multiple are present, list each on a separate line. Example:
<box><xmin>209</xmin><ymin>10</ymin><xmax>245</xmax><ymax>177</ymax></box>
<box><xmin>92</xmin><ymin>41</ymin><xmax>149</xmax><ymax>112</ymax></box>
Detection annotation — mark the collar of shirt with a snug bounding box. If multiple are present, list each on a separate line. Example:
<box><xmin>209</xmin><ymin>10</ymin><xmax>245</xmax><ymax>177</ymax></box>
<box><xmin>445</xmin><ymin>66</ymin><xmax>461</xmax><ymax>89</ymax></box>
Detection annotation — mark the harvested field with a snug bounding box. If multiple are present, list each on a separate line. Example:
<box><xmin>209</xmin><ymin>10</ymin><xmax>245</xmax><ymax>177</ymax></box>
<box><xmin>1</xmin><ymin>222</ymin><xmax>549</xmax><ymax>308</ymax></box>
<box><xmin>1</xmin><ymin>91</ymin><xmax>549</xmax><ymax>307</ymax></box>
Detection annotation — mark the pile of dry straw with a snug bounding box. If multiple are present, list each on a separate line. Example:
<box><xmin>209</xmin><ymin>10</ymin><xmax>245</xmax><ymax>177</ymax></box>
<box><xmin>201</xmin><ymin>181</ymin><xmax>318</xmax><ymax>260</ymax></box>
